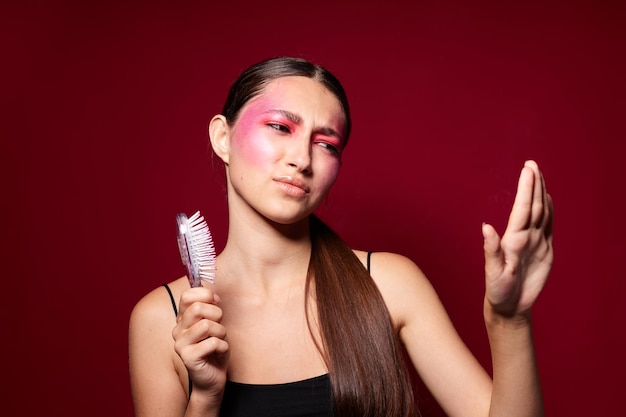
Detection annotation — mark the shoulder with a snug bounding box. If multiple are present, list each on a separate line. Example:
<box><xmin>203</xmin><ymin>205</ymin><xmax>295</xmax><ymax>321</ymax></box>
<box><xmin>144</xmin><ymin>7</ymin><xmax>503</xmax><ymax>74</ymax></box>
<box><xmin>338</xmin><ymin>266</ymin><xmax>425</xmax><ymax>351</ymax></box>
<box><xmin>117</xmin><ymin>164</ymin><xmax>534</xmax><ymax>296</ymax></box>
<box><xmin>129</xmin><ymin>277</ymin><xmax>189</xmax><ymax>335</ymax></box>
<box><xmin>353</xmin><ymin>250</ymin><xmax>442</xmax><ymax>331</ymax></box>
<box><xmin>354</xmin><ymin>250</ymin><xmax>425</xmax><ymax>277</ymax></box>
<box><xmin>129</xmin><ymin>277</ymin><xmax>190</xmax><ymax>381</ymax></box>
<box><xmin>353</xmin><ymin>250</ymin><xmax>430</xmax><ymax>291</ymax></box>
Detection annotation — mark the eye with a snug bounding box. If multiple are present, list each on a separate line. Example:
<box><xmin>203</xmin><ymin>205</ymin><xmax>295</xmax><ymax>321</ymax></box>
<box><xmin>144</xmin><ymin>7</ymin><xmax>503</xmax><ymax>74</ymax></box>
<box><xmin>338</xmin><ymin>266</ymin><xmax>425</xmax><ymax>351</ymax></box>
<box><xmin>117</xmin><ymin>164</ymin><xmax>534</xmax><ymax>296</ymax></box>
<box><xmin>267</xmin><ymin>123</ymin><xmax>291</xmax><ymax>134</ymax></box>
<box><xmin>316</xmin><ymin>141</ymin><xmax>341</xmax><ymax>156</ymax></box>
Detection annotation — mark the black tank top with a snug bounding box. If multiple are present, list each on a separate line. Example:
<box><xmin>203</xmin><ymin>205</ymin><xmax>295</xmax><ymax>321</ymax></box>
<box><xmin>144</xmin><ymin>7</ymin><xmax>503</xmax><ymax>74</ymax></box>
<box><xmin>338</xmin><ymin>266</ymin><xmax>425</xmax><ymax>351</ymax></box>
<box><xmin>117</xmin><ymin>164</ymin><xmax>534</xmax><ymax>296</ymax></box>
<box><xmin>220</xmin><ymin>374</ymin><xmax>333</xmax><ymax>416</ymax></box>
<box><xmin>163</xmin><ymin>252</ymin><xmax>373</xmax><ymax>416</ymax></box>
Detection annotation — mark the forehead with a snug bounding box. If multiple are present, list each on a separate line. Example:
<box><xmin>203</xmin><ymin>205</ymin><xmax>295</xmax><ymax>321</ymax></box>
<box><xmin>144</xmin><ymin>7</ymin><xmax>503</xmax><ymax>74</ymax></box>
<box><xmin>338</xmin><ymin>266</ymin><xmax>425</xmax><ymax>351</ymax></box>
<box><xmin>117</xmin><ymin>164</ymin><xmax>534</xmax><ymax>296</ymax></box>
<box><xmin>240</xmin><ymin>76</ymin><xmax>346</xmax><ymax>128</ymax></box>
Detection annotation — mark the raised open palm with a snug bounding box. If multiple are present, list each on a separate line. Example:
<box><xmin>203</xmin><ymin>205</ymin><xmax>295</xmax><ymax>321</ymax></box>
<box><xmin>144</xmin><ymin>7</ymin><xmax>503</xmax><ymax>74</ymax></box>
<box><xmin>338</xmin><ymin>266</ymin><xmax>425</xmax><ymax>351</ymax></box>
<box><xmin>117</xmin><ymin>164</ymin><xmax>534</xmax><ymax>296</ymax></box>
<box><xmin>482</xmin><ymin>160</ymin><xmax>554</xmax><ymax>318</ymax></box>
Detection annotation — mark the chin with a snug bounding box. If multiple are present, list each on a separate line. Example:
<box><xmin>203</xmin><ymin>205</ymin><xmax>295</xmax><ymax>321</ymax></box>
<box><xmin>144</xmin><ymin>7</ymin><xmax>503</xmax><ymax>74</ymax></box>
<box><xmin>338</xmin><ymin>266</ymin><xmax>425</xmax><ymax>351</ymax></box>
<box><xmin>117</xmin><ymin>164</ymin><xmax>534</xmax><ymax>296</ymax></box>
<box><xmin>262</xmin><ymin>208</ymin><xmax>313</xmax><ymax>227</ymax></box>
<box><xmin>261</xmin><ymin>200</ymin><xmax>321</xmax><ymax>226</ymax></box>
<box><xmin>269</xmin><ymin>214</ymin><xmax>310</xmax><ymax>227</ymax></box>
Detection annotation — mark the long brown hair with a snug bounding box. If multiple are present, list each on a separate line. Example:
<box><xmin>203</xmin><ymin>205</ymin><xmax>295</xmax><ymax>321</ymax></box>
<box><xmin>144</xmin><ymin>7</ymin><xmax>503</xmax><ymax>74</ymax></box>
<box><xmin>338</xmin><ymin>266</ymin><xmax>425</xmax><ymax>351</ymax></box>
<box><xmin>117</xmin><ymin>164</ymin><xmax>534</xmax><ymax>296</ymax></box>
<box><xmin>221</xmin><ymin>57</ymin><xmax>417</xmax><ymax>416</ymax></box>
<box><xmin>308</xmin><ymin>215</ymin><xmax>417</xmax><ymax>417</ymax></box>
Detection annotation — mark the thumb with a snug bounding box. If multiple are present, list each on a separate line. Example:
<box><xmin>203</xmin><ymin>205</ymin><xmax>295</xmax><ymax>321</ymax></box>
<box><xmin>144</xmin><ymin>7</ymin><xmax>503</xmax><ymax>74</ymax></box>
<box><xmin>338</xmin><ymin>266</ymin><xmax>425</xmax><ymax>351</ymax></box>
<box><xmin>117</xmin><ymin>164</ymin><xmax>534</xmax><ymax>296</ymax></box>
<box><xmin>482</xmin><ymin>222</ymin><xmax>503</xmax><ymax>279</ymax></box>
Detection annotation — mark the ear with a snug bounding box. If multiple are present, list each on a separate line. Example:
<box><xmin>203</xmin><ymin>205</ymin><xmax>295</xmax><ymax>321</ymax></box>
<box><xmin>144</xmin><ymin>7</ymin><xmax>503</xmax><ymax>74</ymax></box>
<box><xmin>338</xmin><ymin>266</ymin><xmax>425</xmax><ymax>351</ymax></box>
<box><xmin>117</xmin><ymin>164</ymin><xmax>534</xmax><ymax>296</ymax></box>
<box><xmin>209</xmin><ymin>114</ymin><xmax>231</xmax><ymax>164</ymax></box>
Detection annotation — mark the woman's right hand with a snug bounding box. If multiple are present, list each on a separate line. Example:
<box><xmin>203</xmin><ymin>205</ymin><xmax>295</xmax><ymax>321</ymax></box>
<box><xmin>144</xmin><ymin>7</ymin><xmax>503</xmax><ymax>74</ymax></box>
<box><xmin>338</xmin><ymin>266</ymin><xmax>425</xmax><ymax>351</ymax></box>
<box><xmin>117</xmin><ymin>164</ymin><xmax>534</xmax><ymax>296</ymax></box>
<box><xmin>173</xmin><ymin>286</ymin><xmax>229</xmax><ymax>400</ymax></box>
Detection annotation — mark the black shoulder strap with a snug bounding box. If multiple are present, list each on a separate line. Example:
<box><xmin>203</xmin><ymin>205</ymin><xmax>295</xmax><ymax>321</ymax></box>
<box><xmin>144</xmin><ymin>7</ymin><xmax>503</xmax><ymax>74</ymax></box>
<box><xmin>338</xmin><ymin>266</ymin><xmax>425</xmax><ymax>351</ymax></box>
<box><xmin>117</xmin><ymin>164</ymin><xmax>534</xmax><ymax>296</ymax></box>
<box><xmin>162</xmin><ymin>283</ymin><xmax>178</xmax><ymax>316</ymax></box>
<box><xmin>367</xmin><ymin>251</ymin><xmax>372</xmax><ymax>273</ymax></box>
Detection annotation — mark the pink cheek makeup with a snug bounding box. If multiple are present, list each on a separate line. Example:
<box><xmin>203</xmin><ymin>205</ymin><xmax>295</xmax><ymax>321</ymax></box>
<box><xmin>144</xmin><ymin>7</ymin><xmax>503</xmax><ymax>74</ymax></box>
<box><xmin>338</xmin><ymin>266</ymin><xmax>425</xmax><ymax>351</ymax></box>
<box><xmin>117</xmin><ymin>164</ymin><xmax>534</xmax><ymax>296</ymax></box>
<box><xmin>236</xmin><ymin>131</ymin><xmax>275</xmax><ymax>168</ymax></box>
<box><xmin>231</xmin><ymin>100</ymin><xmax>280</xmax><ymax>168</ymax></box>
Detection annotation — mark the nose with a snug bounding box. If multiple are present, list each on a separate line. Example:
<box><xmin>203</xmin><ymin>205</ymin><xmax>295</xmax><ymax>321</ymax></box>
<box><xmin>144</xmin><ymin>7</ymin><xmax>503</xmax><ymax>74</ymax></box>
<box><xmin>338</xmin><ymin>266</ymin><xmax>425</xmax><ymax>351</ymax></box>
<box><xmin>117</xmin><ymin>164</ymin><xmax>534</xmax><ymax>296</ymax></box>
<box><xmin>286</xmin><ymin>136</ymin><xmax>312</xmax><ymax>174</ymax></box>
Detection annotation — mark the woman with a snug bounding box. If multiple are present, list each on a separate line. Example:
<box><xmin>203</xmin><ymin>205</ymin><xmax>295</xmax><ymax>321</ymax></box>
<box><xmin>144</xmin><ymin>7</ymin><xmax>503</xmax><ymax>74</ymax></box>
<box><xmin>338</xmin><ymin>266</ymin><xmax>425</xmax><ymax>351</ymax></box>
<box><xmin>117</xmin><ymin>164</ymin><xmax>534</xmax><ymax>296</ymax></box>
<box><xmin>129</xmin><ymin>56</ymin><xmax>554</xmax><ymax>417</ymax></box>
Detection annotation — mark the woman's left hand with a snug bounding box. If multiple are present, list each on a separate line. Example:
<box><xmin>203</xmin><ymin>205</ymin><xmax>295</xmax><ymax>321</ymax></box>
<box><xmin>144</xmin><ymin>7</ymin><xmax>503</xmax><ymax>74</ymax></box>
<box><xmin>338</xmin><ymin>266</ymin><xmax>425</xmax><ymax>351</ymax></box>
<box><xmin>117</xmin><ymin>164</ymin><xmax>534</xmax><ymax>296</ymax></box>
<box><xmin>482</xmin><ymin>160</ymin><xmax>554</xmax><ymax>319</ymax></box>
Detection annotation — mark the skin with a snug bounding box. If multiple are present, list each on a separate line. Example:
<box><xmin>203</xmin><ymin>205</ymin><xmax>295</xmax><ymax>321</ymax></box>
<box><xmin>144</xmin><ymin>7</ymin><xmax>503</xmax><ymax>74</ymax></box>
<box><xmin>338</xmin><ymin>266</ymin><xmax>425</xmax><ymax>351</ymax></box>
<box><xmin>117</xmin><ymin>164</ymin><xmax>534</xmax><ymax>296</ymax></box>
<box><xmin>129</xmin><ymin>76</ymin><xmax>553</xmax><ymax>417</ymax></box>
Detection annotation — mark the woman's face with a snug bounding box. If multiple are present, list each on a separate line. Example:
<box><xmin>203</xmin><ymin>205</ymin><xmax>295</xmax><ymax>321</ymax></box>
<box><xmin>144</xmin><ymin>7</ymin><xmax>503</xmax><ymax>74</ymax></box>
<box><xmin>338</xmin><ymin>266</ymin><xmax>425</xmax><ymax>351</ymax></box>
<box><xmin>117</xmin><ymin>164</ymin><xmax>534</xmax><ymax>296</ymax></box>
<box><xmin>224</xmin><ymin>76</ymin><xmax>347</xmax><ymax>225</ymax></box>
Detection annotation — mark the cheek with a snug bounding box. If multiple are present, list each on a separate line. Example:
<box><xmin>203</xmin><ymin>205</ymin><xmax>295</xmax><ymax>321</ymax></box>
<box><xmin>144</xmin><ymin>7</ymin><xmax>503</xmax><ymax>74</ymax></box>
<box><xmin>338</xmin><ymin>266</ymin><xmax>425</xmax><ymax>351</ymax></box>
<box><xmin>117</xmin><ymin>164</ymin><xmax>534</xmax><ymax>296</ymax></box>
<box><xmin>239</xmin><ymin>139</ymin><xmax>274</xmax><ymax>167</ymax></box>
<box><xmin>232</xmin><ymin>125</ymin><xmax>276</xmax><ymax>168</ymax></box>
<box><xmin>318</xmin><ymin>161</ymin><xmax>341</xmax><ymax>189</ymax></box>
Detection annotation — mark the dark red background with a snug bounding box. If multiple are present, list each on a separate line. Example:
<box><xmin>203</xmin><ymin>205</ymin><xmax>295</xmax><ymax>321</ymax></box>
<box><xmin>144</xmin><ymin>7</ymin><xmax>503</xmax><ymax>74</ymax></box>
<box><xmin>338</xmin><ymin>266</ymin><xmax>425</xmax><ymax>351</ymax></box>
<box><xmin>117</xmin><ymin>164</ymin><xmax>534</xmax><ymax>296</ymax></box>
<box><xmin>3</xmin><ymin>1</ymin><xmax>625</xmax><ymax>415</ymax></box>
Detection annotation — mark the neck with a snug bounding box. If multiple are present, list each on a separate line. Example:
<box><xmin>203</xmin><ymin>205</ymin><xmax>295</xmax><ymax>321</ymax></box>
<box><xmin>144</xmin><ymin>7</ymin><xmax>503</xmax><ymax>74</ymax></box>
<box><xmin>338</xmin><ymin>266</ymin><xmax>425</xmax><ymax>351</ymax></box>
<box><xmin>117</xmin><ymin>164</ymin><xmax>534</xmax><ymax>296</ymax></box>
<box><xmin>218</xmin><ymin>207</ymin><xmax>312</xmax><ymax>289</ymax></box>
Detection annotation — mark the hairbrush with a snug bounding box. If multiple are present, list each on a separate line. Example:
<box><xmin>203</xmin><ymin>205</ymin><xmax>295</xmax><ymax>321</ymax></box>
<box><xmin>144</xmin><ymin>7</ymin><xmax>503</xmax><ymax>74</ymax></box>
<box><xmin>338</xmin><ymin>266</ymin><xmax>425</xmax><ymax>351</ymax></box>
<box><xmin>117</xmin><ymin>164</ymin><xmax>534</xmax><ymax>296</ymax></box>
<box><xmin>176</xmin><ymin>211</ymin><xmax>217</xmax><ymax>287</ymax></box>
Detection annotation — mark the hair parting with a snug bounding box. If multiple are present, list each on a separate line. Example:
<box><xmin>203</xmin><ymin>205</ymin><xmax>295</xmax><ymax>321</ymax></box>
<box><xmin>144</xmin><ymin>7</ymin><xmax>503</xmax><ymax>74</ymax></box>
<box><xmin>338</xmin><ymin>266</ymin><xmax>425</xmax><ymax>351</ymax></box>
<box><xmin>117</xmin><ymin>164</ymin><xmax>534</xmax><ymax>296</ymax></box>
<box><xmin>220</xmin><ymin>56</ymin><xmax>351</xmax><ymax>145</ymax></box>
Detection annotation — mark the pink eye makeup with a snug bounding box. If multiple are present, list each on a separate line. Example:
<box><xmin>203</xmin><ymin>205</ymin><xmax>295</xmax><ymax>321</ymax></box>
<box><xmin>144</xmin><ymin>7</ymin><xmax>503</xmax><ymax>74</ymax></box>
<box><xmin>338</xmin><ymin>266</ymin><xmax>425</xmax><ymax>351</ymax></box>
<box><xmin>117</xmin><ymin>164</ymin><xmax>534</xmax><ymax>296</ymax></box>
<box><xmin>266</xmin><ymin>122</ymin><xmax>292</xmax><ymax>134</ymax></box>
<box><xmin>261</xmin><ymin>109</ymin><xmax>300</xmax><ymax>134</ymax></box>
<box><xmin>313</xmin><ymin>134</ymin><xmax>343</xmax><ymax>156</ymax></box>
<box><xmin>232</xmin><ymin>82</ymin><xmax>346</xmax><ymax>160</ymax></box>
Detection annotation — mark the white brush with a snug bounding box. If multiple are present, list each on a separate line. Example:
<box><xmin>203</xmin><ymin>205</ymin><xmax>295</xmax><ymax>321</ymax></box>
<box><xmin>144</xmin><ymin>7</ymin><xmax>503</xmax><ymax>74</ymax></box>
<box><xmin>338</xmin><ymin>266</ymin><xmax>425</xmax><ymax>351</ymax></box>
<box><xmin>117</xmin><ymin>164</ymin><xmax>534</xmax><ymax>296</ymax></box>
<box><xmin>176</xmin><ymin>211</ymin><xmax>217</xmax><ymax>287</ymax></box>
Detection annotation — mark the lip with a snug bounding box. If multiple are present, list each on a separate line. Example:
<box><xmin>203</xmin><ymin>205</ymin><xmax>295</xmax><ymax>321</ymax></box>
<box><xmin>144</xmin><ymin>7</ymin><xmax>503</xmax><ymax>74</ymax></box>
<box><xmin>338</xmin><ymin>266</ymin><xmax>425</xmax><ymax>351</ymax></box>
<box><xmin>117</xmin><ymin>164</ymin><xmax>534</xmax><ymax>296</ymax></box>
<box><xmin>273</xmin><ymin>175</ymin><xmax>310</xmax><ymax>195</ymax></box>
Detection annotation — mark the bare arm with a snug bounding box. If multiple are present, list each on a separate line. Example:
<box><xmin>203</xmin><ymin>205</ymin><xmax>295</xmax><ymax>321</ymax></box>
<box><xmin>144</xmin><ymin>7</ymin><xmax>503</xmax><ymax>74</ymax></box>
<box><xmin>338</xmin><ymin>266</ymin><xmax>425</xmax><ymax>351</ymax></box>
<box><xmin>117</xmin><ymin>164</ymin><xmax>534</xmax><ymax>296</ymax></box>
<box><xmin>129</xmin><ymin>283</ymin><xmax>229</xmax><ymax>417</ymax></box>
<box><xmin>372</xmin><ymin>161</ymin><xmax>553</xmax><ymax>417</ymax></box>
<box><xmin>129</xmin><ymin>286</ymin><xmax>191</xmax><ymax>416</ymax></box>
<box><xmin>372</xmin><ymin>253</ymin><xmax>493</xmax><ymax>417</ymax></box>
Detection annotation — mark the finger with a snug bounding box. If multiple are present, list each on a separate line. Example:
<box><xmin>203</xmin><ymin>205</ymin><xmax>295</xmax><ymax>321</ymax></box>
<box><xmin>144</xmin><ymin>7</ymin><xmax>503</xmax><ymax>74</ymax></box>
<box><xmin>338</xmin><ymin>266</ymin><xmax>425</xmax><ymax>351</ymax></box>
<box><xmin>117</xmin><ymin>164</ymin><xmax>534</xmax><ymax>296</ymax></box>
<box><xmin>198</xmin><ymin>337</ymin><xmax>230</xmax><ymax>356</ymax></box>
<box><xmin>174</xmin><ymin>301</ymin><xmax>224</xmax><ymax>346</ymax></box>
<box><xmin>194</xmin><ymin>318</ymin><xmax>227</xmax><ymax>341</ymax></box>
<box><xmin>506</xmin><ymin>163</ymin><xmax>535</xmax><ymax>231</ymax></box>
<box><xmin>178</xmin><ymin>287</ymin><xmax>218</xmax><ymax>317</ymax></box>
<box><xmin>175</xmin><ymin>319</ymin><xmax>227</xmax><ymax>348</ymax></box>
<box><xmin>178</xmin><ymin>302</ymin><xmax>224</xmax><ymax>330</ymax></box>
<box><xmin>544</xmin><ymin>193</ymin><xmax>555</xmax><ymax>241</ymax></box>
<box><xmin>178</xmin><ymin>337</ymin><xmax>229</xmax><ymax>370</ymax></box>
<box><xmin>526</xmin><ymin>160</ymin><xmax>545</xmax><ymax>227</ymax></box>
<box><xmin>539</xmin><ymin>169</ymin><xmax>552</xmax><ymax>232</ymax></box>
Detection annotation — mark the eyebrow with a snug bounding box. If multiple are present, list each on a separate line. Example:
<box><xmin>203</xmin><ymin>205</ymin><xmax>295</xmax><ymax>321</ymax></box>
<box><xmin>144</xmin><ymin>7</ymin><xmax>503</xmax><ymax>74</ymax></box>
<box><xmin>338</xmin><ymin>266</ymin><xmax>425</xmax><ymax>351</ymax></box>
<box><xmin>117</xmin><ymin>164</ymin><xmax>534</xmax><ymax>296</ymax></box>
<box><xmin>264</xmin><ymin>109</ymin><xmax>344</xmax><ymax>142</ymax></box>
<box><xmin>265</xmin><ymin>109</ymin><xmax>302</xmax><ymax>124</ymax></box>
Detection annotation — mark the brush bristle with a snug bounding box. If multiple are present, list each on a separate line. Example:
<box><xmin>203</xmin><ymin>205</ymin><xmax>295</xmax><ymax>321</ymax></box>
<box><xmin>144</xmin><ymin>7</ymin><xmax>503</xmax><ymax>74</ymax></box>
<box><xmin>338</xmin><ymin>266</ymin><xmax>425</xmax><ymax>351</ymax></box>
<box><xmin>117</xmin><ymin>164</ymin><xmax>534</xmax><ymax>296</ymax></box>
<box><xmin>177</xmin><ymin>211</ymin><xmax>217</xmax><ymax>286</ymax></box>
